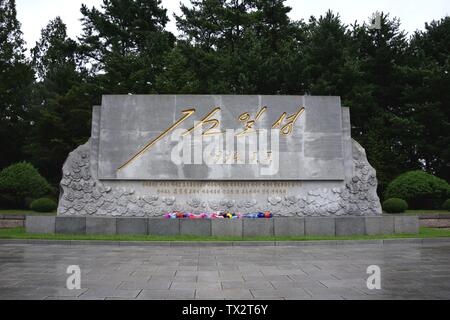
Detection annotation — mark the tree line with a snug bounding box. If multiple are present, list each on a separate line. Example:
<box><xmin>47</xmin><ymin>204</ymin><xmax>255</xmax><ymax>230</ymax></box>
<box><xmin>0</xmin><ymin>0</ymin><xmax>449</xmax><ymax>195</ymax></box>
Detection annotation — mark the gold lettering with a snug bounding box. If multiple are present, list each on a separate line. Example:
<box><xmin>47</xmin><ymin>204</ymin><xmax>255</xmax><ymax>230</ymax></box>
<box><xmin>272</xmin><ymin>107</ymin><xmax>305</xmax><ymax>136</ymax></box>
<box><xmin>183</xmin><ymin>107</ymin><xmax>223</xmax><ymax>137</ymax></box>
<box><xmin>236</xmin><ymin>106</ymin><xmax>267</xmax><ymax>137</ymax></box>
<box><xmin>118</xmin><ymin>108</ymin><xmax>196</xmax><ymax>171</ymax></box>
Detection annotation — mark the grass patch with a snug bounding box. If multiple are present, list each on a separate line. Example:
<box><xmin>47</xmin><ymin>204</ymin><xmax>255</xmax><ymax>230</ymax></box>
<box><xmin>0</xmin><ymin>210</ymin><xmax>56</xmax><ymax>216</ymax></box>
<box><xmin>0</xmin><ymin>227</ymin><xmax>449</xmax><ymax>242</ymax></box>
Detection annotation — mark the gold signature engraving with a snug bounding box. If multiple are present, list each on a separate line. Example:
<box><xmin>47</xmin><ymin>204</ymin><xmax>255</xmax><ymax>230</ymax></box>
<box><xmin>118</xmin><ymin>106</ymin><xmax>305</xmax><ymax>171</ymax></box>
<box><xmin>183</xmin><ymin>107</ymin><xmax>223</xmax><ymax>137</ymax></box>
<box><xmin>272</xmin><ymin>107</ymin><xmax>305</xmax><ymax>136</ymax></box>
<box><xmin>117</xmin><ymin>108</ymin><xmax>196</xmax><ymax>171</ymax></box>
<box><xmin>236</xmin><ymin>106</ymin><xmax>267</xmax><ymax>137</ymax></box>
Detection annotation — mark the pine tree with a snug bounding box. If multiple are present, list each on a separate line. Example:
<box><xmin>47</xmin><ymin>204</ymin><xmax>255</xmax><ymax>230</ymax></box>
<box><xmin>79</xmin><ymin>0</ymin><xmax>175</xmax><ymax>94</ymax></box>
<box><xmin>0</xmin><ymin>0</ymin><xmax>34</xmax><ymax>169</ymax></box>
<box><xmin>350</xmin><ymin>13</ymin><xmax>416</xmax><ymax>192</ymax></box>
<box><xmin>302</xmin><ymin>10</ymin><xmax>356</xmax><ymax>96</ymax></box>
<box><xmin>24</xmin><ymin>17</ymin><xmax>85</xmax><ymax>184</ymax></box>
<box><xmin>165</xmin><ymin>0</ymin><xmax>304</xmax><ymax>94</ymax></box>
<box><xmin>405</xmin><ymin>17</ymin><xmax>450</xmax><ymax>180</ymax></box>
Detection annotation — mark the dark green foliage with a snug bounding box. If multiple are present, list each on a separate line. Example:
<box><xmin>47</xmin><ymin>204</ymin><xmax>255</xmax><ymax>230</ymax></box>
<box><xmin>0</xmin><ymin>0</ymin><xmax>34</xmax><ymax>169</ymax></box>
<box><xmin>166</xmin><ymin>0</ymin><xmax>305</xmax><ymax>94</ymax></box>
<box><xmin>0</xmin><ymin>194</ymin><xmax>20</xmax><ymax>209</ymax></box>
<box><xmin>385</xmin><ymin>171</ymin><xmax>450</xmax><ymax>209</ymax></box>
<box><xmin>382</xmin><ymin>198</ymin><xmax>408</xmax><ymax>214</ymax></box>
<box><xmin>442</xmin><ymin>199</ymin><xmax>450</xmax><ymax>211</ymax></box>
<box><xmin>0</xmin><ymin>0</ymin><xmax>448</xmax><ymax>201</ymax></box>
<box><xmin>302</xmin><ymin>11</ymin><xmax>355</xmax><ymax>96</ymax></box>
<box><xmin>405</xmin><ymin>17</ymin><xmax>450</xmax><ymax>182</ymax></box>
<box><xmin>30</xmin><ymin>198</ymin><xmax>57</xmax><ymax>212</ymax></box>
<box><xmin>24</xmin><ymin>17</ymin><xmax>90</xmax><ymax>185</ymax></box>
<box><xmin>79</xmin><ymin>0</ymin><xmax>175</xmax><ymax>94</ymax></box>
<box><xmin>0</xmin><ymin>162</ymin><xmax>51</xmax><ymax>208</ymax></box>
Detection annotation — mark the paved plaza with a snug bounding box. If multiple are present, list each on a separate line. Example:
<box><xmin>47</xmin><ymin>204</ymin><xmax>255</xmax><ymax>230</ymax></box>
<box><xmin>0</xmin><ymin>241</ymin><xmax>450</xmax><ymax>300</ymax></box>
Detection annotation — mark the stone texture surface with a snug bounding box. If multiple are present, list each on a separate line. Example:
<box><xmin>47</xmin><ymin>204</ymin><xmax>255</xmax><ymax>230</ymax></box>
<box><xmin>243</xmin><ymin>219</ymin><xmax>274</xmax><ymax>237</ymax></box>
<box><xmin>86</xmin><ymin>217</ymin><xmax>116</xmax><ymax>235</ymax></box>
<box><xmin>57</xmin><ymin>95</ymin><xmax>382</xmax><ymax>218</ymax></box>
<box><xmin>27</xmin><ymin>216</ymin><xmax>418</xmax><ymax>236</ymax></box>
<box><xmin>394</xmin><ymin>216</ymin><xmax>419</xmax><ymax>234</ymax></box>
<box><xmin>336</xmin><ymin>217</ymin><xmax>365</xmax><ymax>236</ymax></box>
<box><xmin>365</xmin><ymin>216</ymin><xmax>395</xmax><ymax>236</ymax></box>
<box><xmin>0</xmin><ymin>220</ymin><xmax>25</xmax><ymax>228</ymax></box>
<box><xmin>99</xmin><ymin>95</ymin><xmax>345</xmax><ymax>181</ymax></box>
<box><xmin>26</xmin><ymin>216</ymin><xmax>56</xmax><ymax>234</ymax></box>
<box><xmin>116</xmin><ymin>218</ymin><xmax>148</xmax><ymax>235</ymax></box>
<box><xmin>305</xmin><ymin>217</ymin><xmax>335</xmax><ymax>236</ymax></box>
<box><xmin>148</xmin><ymin>219</ymin><xmax>179</xmax><ymax>236</ymax></box>
<box><xmin>365</xmin><ymin>217</ymin><xmax>383</xmax><ymax>236</ymax></box>
<box><xmin>274</xmin><ymin>218</ymin><xmax>305</xmax><ymax>236</ymax></box>
<box><xmin>1</xmin><ymin>242</ymin><xmax>450</xmax><ymax>300</ymax></box>
<box><xmin>55</xmin><ymin>217</ymin><xmax>85</xmax><ymax>234</ymax></box>
<box><xmin>419</xmin><ymin>218</ymin><xmax>450</xmax><ymax>228</ymax></box>
<box><xmin>57</xmin><ymin>140</ymin><xmax>381</xmax><ymax>217</ymax></box>
<box><xmin>180</xmin><ymin>220</ymin><xmax>211</xmax><ymax>236</ymax></box>
<box><xmin>381</xmin><ymin>216</ymin><xmax>395</xmax><ymax>235</ymax></box>
<box><xmin>211</xmin><ymin>220</ymin><xmax>242</xmax><ymax>237</ymax></box>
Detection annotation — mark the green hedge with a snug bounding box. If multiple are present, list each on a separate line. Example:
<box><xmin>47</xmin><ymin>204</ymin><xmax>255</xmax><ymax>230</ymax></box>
<box><xmin>385</xmin><ymin>171</ymin><xmax>450</xmax><ymax>209</ymax></box>
<box><xmin>30</xmin><ymin>198</ymin><xmax>57</xmax><ymax>213</ymax></box>
<box><xmin>443</xmin><ymin>199</ymin><xmax>450</xmax><ymax>211</ymax></box>
<box><xmin>382</xmin><ymin>198</ymin><xmax>408</xmax><ymax>214</ymax></box>
<box><xmin>0</xmin><ymin>162</ymin><xmax>51</xmax><ymax>209</ymax></box>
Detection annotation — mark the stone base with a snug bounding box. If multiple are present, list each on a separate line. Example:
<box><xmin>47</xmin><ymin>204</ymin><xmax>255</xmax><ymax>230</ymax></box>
<box><xmin>26</xmin><ymin>216</ymin><xmax>419</xmax><ymax>237</ymax></box>
<box><xmin>419</xmin><ymin>214</ymin><xmax>450</xmax><ymax>228</ymax></box>
<box><xmin>0</xmin><ymin>215</ymin><xmax>26</xmax><ymax>229</ymax></box>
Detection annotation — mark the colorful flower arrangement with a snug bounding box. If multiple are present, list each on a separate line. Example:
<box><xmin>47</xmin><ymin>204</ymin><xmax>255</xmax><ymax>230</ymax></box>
<box><xmin>164</xmin><ymin>211</ymin><xmax>273</xmax><ymax>219</ymax></box>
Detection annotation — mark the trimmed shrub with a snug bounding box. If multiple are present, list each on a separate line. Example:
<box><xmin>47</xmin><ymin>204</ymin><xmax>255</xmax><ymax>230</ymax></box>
<box><xmin>443</xmin><ymin>199</ymin><xmax>450</xmax><ymax>212</ymax></box>
<box><xmin>385</xmin><ymin>171</ymin><xmax>450</xmax><ymax>210</ymax></box>
<box><xmin>382</xmin><ymin>198</ymin><xmax>408</xmax><ymax>214</ymax></box>
<box><xmin>30</xmin><ymin>198</ymin><xmax>57</xmax><ymax>213</ymax></box>
<box><xmin>0</xmin><ymin>162</ymin><xmax>51</xmax><ymax>208</ymax></box>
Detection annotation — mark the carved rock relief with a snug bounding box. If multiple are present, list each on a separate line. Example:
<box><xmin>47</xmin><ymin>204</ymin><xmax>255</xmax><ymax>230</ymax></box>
<box><xmin>58</xmin><ymin>140</ymin><xmax>381</xmax><ymax>217</ymax></box>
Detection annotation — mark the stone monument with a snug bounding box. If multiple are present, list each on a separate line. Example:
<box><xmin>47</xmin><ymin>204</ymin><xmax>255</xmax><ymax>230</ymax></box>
<box><xmin>57</xmin><ymin>95</ymin><xmax>382</xmax><ymax>217</ymax></box>
<box><xmin>27</xmin><ymin>95</ymin><xmax>421</xmax><ymax>236</ymax></box>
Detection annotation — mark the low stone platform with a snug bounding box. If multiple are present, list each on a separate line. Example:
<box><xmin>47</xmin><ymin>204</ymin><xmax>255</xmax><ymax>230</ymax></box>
<box><xmin>26</xmin><ymin>216</ymin><xmax>419</xmax><ymax>237</ymax></box>
<box><xmin>419</xmin><ymin>214</ymin><xmax>450</xmax><ymax>229</ymax></box>
<box><xmin>0</xmin><ymin>215</ymin><xmax>25</xmax><ymax>229</ymax></box>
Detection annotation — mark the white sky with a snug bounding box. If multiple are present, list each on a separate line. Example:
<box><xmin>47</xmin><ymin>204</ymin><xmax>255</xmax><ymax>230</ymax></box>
<box><xmin>16</xmin><ymin>0</ymin><xmax>450</xmax><ymax>51</ymax></box>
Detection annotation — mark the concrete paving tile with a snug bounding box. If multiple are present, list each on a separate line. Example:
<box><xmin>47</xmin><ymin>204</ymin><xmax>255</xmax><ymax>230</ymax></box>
<box><xmin>170</xmin><ymin>281</ymin><xmax>221</xmax><ymax>290</ymax></box>
<box><xmin>136</xmin><ymin>289</ymin><xmax>195</xmax><ymax>300</ymax></box>
<box><xmin>250</xmin><ymin>288</ymin><xmax>311</xmax><ymax>299</ymax></box>
<box><xmin>243</xmin><ymin>275</ymin><xmax>292</xmax><ymax>282</ymax></box>
<box><xmin>1</xmin><ymin>242</ymin><xmax>450</xmax><ymax>300</ymax></box>
<box><xmin>305</xmin><ymin>287</ymin><xmax>363</xmax><ymax>298</ymax></box>
<box><xmin>319</xmin><ymin>279</ymin><xmax>367</xmax><ymax>289</ymax></box>
<box><xmin>195</xmin><ymin>289</ymin><xmax>253</xmax><ymax>299</ymax></box>
<box><xmin>0</xmin><ymin>294</ymin><xmax>48</xmax><ymax>300</ymax></box>
<box><xmin>271</xmin><ymin>280</ymin><xmax>325</xmax><ymax>289</ymax></box>
<box><xmin>79</xmin><ymin>288</ymin><xmax>141</xmax><ymax>299</ymax></box>
<box><xmin>118</xmin><ymin>280</ymin><xmax>171</xmax><ymax>290</ymax></box>
<box><xmin>222</xmin><ymin>280</ymin><xmax>274</xmax><ymax>290</ymax></box>
<box><xmin>172</xmin><ymin>275</ymin><xmax>198</xmax><ymax>282</ymax></box>
<box><xmin>149</xmin><ymin>275</ymin><xmax>175</xmax><ymax>281</ymax></box>
<box><xmin>35</xmin><ymin>287</ymin><xmax>88</xmax><ymax>297</ymax></box>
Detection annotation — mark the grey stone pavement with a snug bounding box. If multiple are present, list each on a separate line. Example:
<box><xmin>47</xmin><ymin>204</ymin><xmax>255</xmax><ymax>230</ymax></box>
<box><xmin>0</xmin><ymin>242</ymin><xmax>450</xmax><ymax>300</ymax></box>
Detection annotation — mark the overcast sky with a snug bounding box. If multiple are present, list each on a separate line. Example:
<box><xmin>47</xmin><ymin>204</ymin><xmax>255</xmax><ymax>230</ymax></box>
<box><xmin>16</xmin><ymin>0</ymin><xmax>450</xmax><ymax>51</ymax></box>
